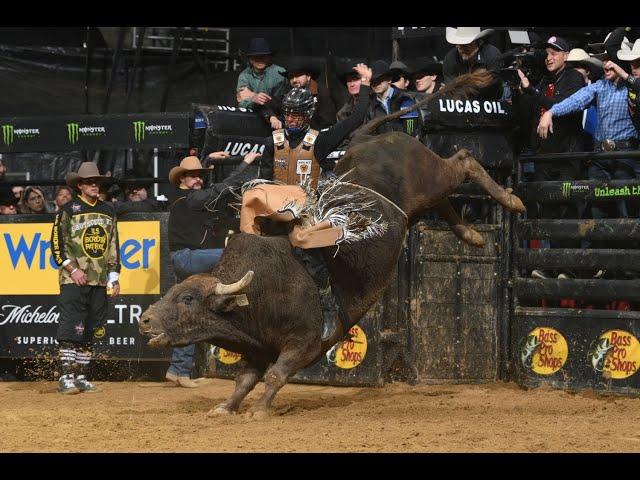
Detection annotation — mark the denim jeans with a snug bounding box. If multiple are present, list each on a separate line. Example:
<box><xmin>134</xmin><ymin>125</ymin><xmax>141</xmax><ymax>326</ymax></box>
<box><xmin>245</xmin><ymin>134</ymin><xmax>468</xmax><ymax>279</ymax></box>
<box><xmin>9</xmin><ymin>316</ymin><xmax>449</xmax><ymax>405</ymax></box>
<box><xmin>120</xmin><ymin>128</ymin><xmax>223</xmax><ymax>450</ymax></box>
<box><xmin>167</xmin><ymin>248</ymin><xmax>224</xmax><ymax>377</ymax></box>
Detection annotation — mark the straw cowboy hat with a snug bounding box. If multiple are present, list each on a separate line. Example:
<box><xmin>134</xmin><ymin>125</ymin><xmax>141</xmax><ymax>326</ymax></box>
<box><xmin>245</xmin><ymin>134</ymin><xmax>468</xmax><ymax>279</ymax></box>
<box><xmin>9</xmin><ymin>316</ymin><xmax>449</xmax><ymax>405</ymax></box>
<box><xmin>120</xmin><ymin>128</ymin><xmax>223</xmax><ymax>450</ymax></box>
<box><xmin>566</xmin><ymin>48</ymin><xmax>603</xmax><ymax>71</ymax></box>
<box><xmin>618</xmin><ymin>39</ymin><xmax>640</xmax><ymax>62</ymax></box>
<box><xmin>65</xmin><ymin>162</ymin><xmax>108</xmax><ymax>188</ymax></box>
<box><xmin>445</xmin><ymin>27</ymin><xmax>494</xmax><ymax>45</ymax></box>
<box><xmin>168</xmin><ymin>156</ymin><xmax>209</xmax><ymax>188</ymax></box>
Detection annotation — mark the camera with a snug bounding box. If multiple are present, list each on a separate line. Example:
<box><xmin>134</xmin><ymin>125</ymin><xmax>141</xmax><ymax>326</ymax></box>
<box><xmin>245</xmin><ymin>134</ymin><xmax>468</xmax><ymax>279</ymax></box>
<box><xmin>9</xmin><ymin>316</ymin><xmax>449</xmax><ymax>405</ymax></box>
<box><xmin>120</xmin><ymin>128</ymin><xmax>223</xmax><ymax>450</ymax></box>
<box><xmin>499</xmin><ymin>49</ymin><xmax>547</xmax><ymax>88</ymax></box>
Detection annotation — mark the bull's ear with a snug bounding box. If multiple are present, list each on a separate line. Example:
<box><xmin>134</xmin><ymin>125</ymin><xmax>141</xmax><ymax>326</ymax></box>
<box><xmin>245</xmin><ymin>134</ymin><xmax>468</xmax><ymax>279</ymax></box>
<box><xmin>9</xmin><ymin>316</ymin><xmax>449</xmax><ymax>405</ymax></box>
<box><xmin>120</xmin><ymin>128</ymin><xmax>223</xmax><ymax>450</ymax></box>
<box><xmin>207</xmin><ymin>294</ymin><xmax>249</xmax><ymax>312</ymax></box>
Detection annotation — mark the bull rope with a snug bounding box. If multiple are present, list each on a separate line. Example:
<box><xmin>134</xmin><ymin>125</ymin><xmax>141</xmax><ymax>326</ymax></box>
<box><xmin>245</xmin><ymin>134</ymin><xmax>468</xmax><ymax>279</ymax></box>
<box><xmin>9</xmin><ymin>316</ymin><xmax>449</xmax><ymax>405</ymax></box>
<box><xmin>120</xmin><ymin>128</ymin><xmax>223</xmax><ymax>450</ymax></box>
<box><xmin>338</xmin><ymin>168</ymin><xmax>408</xmax><ymax>222</ymax></box>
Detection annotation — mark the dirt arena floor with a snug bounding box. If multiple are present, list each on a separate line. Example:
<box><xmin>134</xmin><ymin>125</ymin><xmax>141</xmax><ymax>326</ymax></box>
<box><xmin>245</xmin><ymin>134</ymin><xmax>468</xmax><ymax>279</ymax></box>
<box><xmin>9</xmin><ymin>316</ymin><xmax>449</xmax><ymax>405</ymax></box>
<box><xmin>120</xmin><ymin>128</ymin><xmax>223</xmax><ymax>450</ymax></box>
<box><xmin>2</xmin><ymin>378</ymin><xmax>640</xmax><ymax>453</ymax></box>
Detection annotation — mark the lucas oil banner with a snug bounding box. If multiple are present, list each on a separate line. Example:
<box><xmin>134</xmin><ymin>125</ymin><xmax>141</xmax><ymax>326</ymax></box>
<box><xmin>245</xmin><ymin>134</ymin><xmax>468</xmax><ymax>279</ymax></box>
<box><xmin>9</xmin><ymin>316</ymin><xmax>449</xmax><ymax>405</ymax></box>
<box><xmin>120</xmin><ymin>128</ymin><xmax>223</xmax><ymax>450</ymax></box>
<box><xmin>0</xmin><ymin>113</ymin><xmax>189</xmax><ymax>153</ymax></box>
<box><xmin>0</xmin><ymin>214</ymin><xmax>172</xmax><ymax>360</ymax></box>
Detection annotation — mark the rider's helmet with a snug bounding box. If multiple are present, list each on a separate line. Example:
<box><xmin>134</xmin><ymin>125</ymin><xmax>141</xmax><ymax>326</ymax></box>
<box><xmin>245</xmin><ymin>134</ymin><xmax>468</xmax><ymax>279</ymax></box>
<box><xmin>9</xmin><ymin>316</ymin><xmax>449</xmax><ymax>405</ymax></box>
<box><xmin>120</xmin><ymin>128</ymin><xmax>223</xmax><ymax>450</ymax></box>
<box><xmin>281</xmin><ymin>87</ymin><xmax>317</xmax><ymax>133</ymax></box>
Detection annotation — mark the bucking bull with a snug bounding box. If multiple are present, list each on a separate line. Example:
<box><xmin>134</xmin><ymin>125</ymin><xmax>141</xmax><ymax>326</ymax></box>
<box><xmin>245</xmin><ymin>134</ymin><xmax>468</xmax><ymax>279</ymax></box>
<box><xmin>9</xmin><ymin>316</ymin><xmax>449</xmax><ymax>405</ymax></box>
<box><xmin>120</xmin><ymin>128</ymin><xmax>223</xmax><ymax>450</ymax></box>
<box><xmin>139</xmin><ymin>70</ymin><xmax>525</xmax><ymax>418</ymax></box>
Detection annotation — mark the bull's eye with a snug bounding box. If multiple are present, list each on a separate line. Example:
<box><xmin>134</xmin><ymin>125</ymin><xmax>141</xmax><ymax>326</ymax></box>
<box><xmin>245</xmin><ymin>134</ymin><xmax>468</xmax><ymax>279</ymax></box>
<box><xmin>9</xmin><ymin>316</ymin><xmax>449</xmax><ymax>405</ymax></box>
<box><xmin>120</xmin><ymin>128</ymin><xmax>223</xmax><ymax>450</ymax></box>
<box><xmin>181</xmin><ymin>294</ymin><xmax>194</xmax><ymax>305</ymax></box>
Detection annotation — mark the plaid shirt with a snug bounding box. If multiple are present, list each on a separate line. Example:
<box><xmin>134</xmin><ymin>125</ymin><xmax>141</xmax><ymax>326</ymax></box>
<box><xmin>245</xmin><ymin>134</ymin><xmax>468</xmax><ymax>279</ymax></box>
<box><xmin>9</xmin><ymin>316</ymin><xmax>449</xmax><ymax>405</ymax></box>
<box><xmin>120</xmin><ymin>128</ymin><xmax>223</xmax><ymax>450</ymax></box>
<box><xmin>550</xmin><ymin>78</ymin><xmax>638</xmax><ymax>142</ymax></box>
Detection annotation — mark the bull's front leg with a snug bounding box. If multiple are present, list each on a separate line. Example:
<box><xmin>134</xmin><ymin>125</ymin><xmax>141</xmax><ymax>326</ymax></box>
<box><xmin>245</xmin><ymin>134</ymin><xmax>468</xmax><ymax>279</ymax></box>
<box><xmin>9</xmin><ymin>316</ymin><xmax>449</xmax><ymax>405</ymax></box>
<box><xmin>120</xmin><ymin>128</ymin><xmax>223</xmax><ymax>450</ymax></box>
<box><xmin>447</xmin><ymin>149</ymin><xmax>525</xmax><ymax>214</ymax></box>
<box><xmin>208</xmin><ymin>360</ymin><xmax>265</xmax><ymax>417</ymax></box>
<box><xmin>246</xmin><ymin>342</ymin><xmax>321</xmax><ymax>420</ymax></box>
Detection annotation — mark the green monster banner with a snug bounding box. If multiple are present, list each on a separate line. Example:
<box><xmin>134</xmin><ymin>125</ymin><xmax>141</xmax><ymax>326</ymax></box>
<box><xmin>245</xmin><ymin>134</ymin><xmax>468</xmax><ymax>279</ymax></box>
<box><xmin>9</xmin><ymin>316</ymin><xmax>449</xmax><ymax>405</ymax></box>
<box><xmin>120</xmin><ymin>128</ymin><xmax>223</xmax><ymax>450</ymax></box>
<box><xmin>0</xmin><ymin>113</ymin><xmax>189</xmax><ymax>153</ymax></box>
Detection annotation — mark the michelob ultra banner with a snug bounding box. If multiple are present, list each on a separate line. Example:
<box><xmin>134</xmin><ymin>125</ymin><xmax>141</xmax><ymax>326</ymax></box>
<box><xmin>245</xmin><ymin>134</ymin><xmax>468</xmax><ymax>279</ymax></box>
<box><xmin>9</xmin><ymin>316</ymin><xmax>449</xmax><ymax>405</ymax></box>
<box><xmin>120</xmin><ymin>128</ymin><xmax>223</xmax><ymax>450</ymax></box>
<box><xmin>0</xmin><ymin>221</ymin><xmax>160</xmax><ymax>295</ymax></box>
<box><xmin>0</xmin><ymin>113</ymin><xmax>189</xmax><ymax>153</ymax></box>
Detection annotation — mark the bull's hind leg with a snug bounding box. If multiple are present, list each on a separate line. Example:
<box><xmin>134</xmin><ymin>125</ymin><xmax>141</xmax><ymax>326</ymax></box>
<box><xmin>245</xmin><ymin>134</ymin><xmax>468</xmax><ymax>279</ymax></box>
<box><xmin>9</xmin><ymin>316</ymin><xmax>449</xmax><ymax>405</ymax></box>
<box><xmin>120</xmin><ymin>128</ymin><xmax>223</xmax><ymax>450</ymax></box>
<box><xmin>246</xmin><ymin>341</ymin><xmax>321</xmax><ymax>420</ymax></box>
<box><xmin>447</xmin><ymin>149</ymin><xmax>525</xmax><ymax>213</ymax></box>
<box><xmin>208</xmin><ymin>360</ymin><xmax>266</xmax><ymax>417</ymax></box>
<box><xmin>433</xmin><ymin>199</ymin><xmax>485</xmax><ymax>247</ymax></box>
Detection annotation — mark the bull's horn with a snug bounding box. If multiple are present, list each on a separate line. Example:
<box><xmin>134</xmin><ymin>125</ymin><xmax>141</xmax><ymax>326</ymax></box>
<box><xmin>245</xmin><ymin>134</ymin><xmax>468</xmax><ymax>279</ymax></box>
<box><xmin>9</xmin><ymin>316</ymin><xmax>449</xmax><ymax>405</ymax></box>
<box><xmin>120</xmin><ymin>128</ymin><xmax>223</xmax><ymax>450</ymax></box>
<box><xmin>214</xmin><ymin>270</ymin><xmax>254</xmax><ymax>295</ymax></box>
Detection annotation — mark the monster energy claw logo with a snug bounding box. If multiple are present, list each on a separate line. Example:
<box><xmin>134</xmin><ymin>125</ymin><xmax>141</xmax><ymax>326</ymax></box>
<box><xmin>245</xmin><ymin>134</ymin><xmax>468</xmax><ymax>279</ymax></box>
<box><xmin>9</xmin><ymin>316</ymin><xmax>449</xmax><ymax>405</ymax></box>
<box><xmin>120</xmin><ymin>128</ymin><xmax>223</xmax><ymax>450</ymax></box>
<box><xmin>67</xmin><ymin>123</ymin><xmax>79</xmax><ymax>145</ymax></box>
<box><xmin>562</xmin><ymin>182</ymin><xmax>572</xmax><ymax>199</ymax></box>
<box><xmin>2</xmin><ymin>125</ymin><xmax>13</xmax><ymax>145</ymax></box>
<box><xmin>133</xmin><ymin>121</ymin><xmax>145</xmax><ymax>142</ymax></box>
<box><xmin>405</xmin><ymin>119</ymin><xmax>415</xmax><ymax>135</ymax></box>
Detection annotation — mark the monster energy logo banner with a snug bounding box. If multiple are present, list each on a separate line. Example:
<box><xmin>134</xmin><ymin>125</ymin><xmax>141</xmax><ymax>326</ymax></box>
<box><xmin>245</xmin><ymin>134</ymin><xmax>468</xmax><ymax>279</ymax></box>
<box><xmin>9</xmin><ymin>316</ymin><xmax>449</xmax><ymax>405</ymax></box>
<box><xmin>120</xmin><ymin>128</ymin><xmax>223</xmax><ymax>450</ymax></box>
<box><xmin>0</xmin><ymin>113</ymin><xmax>188</xmax><ymax>152</ymax></box>
<box><xmin>2</xmin><ymin>125</ymin><xmax>40</xmax><ymax>146</ymax></box>
<box><xmin>561</xmin><ymin>182</ymin><xmax>590</xmax><ymax>199</ymax></box>
<box><xmin>133</xmin><ymin>121</ymin><xmax>173</xmax><ymax>143</ymax></box>
<box><xmin>67</xmin><ymin>123</ymin><xmax>106</xmax><ymax>145</ymax></box>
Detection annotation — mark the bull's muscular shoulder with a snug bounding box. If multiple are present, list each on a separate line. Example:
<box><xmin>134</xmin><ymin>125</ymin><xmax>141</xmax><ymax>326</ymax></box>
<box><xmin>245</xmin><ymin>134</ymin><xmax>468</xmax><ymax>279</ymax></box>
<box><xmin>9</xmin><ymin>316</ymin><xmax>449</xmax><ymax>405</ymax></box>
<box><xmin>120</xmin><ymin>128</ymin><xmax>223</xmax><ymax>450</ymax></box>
<box><xmin>225</xmin><ymin>232</ymin><xmax>292</xmax><ymax>258</ymax></box>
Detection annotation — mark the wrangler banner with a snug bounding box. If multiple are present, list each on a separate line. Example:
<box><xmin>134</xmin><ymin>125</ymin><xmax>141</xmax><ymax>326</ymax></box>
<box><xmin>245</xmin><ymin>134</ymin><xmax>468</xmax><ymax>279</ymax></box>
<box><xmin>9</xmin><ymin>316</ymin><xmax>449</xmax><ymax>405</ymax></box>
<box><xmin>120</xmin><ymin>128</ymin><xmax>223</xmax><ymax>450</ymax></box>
<box><xmin>0</xmin><ymin>213</ymin><xmax>172</xmax><ymax>360</ymax></box>
<box><xmin>0</xmin><ymin>113</ymin><xmax>189</xmax><ymax>153</ymax></box>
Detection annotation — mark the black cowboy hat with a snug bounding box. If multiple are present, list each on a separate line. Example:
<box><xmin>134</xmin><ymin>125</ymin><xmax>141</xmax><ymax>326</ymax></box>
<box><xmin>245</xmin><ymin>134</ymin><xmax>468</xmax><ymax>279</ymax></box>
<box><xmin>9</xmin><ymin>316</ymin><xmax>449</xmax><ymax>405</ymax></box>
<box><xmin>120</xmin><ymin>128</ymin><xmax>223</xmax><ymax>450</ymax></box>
<box><xmin>370</xmin><ymin>60</ymin><xmax>392</xmax><ymax>84</ymax></box>
<box><xmin>246</xmin><ymin>37</ymin><xmax>275</xmax><ymax>56</ymax></box>
<box><xmin>335</xmin><ymin>57</ymin><xmax>367</xmax><ymax>84</ymax></box>
<box><xmin>412</xmin><ymin>59</ymin><xmax>443</xmax><ymax>78</ymax></box>
<box><xmin>389</xmin><ymin>60</ymin><xmax>412</xmax><ymax>79</ymax></box>
<box><xmin>117</xmin><ymin>169</ymin><xmax>152</xmax><ymax>193</ymax></box>
<box><xmin>278</xmin><ymin>58</ymin><xmax>321</xmax><ymax>79</ymax></box>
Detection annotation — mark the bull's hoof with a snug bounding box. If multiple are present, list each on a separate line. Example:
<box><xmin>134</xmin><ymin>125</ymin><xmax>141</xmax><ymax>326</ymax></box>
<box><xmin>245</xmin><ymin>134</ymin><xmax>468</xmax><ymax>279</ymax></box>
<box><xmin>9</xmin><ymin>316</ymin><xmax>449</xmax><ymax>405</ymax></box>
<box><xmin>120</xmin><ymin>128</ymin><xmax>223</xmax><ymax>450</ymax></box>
<box><xmin>504</xmin><ymin>190</ymin><xmax>526</xmax><ymax>213</ymax></box>
<box><xmin>463</xmin><ymin>228</ymin><xmax>485</xmax><ymax>248</ymax></box>
<box><xmin>207</xmin><ymin>404</ymin><xmax>235</xmax><ymax>417</ymax></box>
<box><xmin>244</xmin><ymin>407</ymin><xmax>270</xmax><ymax>421</ymax></box>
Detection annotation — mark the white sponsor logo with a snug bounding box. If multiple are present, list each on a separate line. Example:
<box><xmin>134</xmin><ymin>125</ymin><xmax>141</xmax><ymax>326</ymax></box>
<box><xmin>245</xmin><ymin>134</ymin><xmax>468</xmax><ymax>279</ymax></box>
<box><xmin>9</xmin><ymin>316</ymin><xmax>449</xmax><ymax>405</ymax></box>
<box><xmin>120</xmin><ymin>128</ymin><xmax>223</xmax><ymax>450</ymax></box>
<box><xmin>222</xmin><ymin>142</ymin><xmax>266</xmax><ymax>156</ymax></box>
<box><xmin>217</xmin><ymin>105</ymin><xmax>253</xmax><ymax>113</ymax></box>
<box><xmin>145</xmin><ymin>124</ymin><xmax>172</xmax><ymax>132</ymax></box>
<box><xmin>14</xmin><ymin>128</ymin><xmax>40</xmax><ymax>135</ymax></box>
<box><xmin>0</xmin><ymin>305</ymin><xmax>59</xmax><ymax>326</ymax></box>
<box><xmin>438</xmin><ymin>99</ymin><xmax>507</xmax><ymax>115</ymax></box>
<box><xmin>15</xmin><ymin>336</ymin><xmax>58</xmax><ymax>345</ymax></box>
<box><xmin>78</xmin><ymin>126</ymin><xmax>106</xmax><ymax>134</ymax></box>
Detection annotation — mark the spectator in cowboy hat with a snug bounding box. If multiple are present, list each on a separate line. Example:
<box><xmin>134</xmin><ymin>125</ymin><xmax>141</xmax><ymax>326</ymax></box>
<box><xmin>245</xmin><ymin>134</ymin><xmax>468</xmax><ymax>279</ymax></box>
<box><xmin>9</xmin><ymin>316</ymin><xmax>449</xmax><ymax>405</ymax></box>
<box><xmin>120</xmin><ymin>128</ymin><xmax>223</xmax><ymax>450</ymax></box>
<box><xmin>365</xmin><ymin>60</ymin><xmax>420</xmax><ymax>135</ymax></box>
<box><xmin>277</xmin><ymin>58</ymin><xmax>337</xmax><ymax>130</ymax></box>
<box><xmin>412</xmin><ymin>59</ymin><xmax>444</xmax><ymax>94</ymax></box>
<box><xmin>389</xmin><ymin>60</ymin><xmax>412</xmax><ymax>91</ymax></box>
<box><xmin>442</xmin><ymin>27</ymin><xmax>502</xmax><ymax>83</ymax></box>
<box><xmin>236</xmin><ymin>37</ymin><xmax>288</xmax><ymax>130</ymax></box>
<box><xmin>336</xmin><ymin>65</ymin><xmax>362</xmax><ymax>122</ymax></box>
<box><xmin>0</xmin><ymin>184</ymin><xmax>18</xmax><ymax>215</ymax></box>
<box><xmin>165</xmin><ymin>151</ymin><xmax>262</xmax><ymax>388</ymax></box>
<box><xmin>605</xmin><ymin>38</ymin><xmax>640</xmax><ymax>137</ymax></box>
<box><xmin>113</xmin><ymin>170</ymin><xmax>168</xmax><ymax>215</ymax></box>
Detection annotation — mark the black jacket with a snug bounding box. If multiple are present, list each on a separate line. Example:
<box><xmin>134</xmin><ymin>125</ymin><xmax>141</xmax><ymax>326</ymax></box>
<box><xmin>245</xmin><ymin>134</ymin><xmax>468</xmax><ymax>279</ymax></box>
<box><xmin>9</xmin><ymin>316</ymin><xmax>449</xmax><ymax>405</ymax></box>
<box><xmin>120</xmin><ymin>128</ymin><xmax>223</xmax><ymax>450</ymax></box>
<box><xmin>442</xmin><ymin>43</ymin><xmax>503</xmax><ymax>83</ymax></box>
<box><xmin>365</xmin><ymin>86</ymin><xmax>422</xmax><ymax>136</ymax></box>
<box><xmin>168</xmin><ymin>163</ymin><xmax>249</xmax><ymax>252</ymax></box>
<box><xmin>519</xmin><ymin>67</ymin><xmax>586</xmax><ymax>154</ymax></box>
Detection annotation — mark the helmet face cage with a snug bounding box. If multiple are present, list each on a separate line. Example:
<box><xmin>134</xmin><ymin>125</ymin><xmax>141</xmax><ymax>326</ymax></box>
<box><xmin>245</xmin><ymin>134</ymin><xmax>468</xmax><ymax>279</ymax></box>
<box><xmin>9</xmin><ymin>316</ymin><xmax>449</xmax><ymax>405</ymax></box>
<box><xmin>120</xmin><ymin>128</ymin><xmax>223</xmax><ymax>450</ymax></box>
<box><xmin>282</xmin><ymin>88</ymin><xmax>316</xmax><ymax>132</ymax></box>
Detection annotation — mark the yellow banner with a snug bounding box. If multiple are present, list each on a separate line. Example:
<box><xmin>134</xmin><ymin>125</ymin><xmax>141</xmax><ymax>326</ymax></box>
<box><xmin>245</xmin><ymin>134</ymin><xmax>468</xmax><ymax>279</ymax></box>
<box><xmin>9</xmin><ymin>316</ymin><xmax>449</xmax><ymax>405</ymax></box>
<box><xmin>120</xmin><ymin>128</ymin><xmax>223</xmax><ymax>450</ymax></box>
<box><xmin>0</xmin><ymin>221</ymin><xmax>160</xmax><ymax>295</ymax></box>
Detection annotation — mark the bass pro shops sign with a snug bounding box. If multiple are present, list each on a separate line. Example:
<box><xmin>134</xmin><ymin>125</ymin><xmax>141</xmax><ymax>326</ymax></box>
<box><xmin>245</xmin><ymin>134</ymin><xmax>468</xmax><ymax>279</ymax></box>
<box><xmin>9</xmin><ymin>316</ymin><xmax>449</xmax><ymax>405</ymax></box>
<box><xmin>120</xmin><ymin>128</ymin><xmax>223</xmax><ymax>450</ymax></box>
<box><xmin>0</xmin><ymin>214</ymin><xmax>172</xmax><ymax>360</ymax></box>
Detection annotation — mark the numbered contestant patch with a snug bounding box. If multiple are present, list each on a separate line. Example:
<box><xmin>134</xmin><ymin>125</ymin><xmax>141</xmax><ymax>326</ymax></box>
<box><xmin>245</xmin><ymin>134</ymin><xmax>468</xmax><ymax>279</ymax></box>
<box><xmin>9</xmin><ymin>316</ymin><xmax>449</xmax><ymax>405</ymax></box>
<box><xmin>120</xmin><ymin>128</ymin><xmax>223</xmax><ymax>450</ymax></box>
<box><xmin>82</xmin><ymin>225</ymin><xmax>109</xmax><ymax>258</ymax></box>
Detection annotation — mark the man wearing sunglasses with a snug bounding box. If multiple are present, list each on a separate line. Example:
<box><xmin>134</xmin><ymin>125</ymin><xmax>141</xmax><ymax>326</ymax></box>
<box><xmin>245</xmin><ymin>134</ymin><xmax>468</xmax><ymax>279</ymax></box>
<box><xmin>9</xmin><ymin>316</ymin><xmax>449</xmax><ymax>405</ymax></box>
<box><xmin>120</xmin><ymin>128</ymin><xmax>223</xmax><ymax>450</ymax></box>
<box><xmin>50</xmin><ymin>162</ymin><xmax>121</xmax><ymax>394</ymax></box>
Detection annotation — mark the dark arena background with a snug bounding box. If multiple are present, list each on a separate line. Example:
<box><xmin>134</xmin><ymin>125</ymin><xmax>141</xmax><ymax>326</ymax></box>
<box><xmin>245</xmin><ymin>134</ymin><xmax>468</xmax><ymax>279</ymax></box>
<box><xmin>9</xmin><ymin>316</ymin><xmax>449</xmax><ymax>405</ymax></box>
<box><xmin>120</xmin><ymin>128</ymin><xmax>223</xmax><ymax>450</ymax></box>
<box><xmin>2</xmin><ymin>26</ymin><xmax>640</xmax><ymax>453</ymax></box>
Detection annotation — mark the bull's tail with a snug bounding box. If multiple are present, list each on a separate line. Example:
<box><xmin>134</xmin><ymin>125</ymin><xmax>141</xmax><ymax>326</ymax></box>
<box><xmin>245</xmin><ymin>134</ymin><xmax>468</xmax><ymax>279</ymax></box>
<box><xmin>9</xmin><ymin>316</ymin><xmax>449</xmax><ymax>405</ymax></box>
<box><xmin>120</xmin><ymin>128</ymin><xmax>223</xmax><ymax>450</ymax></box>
<box><xmin>350</xmin><ymin>69</ymin><xmax>496</xmax><ymax>139</ymax></box>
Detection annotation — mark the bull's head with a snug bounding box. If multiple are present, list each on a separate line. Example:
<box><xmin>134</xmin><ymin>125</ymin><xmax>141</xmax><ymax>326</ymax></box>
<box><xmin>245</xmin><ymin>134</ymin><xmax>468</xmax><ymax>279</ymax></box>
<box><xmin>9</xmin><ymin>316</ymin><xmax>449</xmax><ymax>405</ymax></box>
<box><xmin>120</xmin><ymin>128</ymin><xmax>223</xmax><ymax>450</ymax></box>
<box><xmin>138</xmin><ymin>270</ymin><xmax>254</xmax><ymax>348</ymax></box>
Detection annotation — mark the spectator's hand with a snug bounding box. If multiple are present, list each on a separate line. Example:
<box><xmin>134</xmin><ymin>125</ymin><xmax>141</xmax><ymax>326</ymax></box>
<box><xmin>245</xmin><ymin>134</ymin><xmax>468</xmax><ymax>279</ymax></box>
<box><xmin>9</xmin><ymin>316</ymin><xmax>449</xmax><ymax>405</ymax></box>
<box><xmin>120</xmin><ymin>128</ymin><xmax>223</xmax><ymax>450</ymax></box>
<box><xmin>252</xmin><ymin>92</ymin><xmax>272</xmax><ymax>105</ymax></box>
<box><xmin>208</xmin><ymin>151</ymin><xmax>230</xmax><ymax>161</ymax></box>
<box><xmin>237</xmin><ymin>86</ymin><xmax>255</xmax><ymax>102</ymax></box>
<box><xmin>109</xmin><ymin>281</ymin><xmax>120</xmax><ymax>297</ymax></box>
<box><xmin>243</xmin><ymin>152</ymin><xmax>263</xmax><ymax>165</ymax></box>
<box><xmin>269</xmin><ymin>116</ymin><xmax>283</xmax><ymax>130</ymax></box>
<box><xmin>517</xmin><ymin>69</ymin><xmax>530</xmax><ymax>90</ymax></box>
<box><xmin>537</xmin><ymin>111</ymin><xmax>554</xmax><ymax>139</ymax></box>
<box><xmin>353</xmin><ymin>63</ymin><xmax>372</xmax><ymax>86</ymax></box>
<box><xmin>70</xmin><ymin>268</ymin><xmax>87</xmax><ymax>286</ymax></box>
<box><xmin>604</xmin><ymin>60</ymin><xmax>628</xmax><ymax>81</ymax></box>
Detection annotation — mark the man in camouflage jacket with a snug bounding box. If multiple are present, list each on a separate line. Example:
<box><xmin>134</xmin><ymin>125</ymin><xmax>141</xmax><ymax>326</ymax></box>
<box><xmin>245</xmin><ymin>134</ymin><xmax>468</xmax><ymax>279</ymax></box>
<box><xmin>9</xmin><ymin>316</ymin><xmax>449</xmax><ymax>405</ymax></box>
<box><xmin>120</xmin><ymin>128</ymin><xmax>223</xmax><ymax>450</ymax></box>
<box><xmin>50</xmin><ymin>162</ymin><xmax>121</xmax><ymax>394</ymax></box>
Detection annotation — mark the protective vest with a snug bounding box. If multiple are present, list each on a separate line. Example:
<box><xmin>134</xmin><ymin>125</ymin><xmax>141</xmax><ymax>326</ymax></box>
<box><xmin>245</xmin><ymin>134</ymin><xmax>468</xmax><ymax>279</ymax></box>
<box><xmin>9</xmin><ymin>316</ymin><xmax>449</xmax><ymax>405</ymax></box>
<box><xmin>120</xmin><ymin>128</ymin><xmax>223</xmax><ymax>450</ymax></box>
<box><xmin>272</xmin><ymin>128</ymin><xmax>320</xmax><ymax>188</ymax></box>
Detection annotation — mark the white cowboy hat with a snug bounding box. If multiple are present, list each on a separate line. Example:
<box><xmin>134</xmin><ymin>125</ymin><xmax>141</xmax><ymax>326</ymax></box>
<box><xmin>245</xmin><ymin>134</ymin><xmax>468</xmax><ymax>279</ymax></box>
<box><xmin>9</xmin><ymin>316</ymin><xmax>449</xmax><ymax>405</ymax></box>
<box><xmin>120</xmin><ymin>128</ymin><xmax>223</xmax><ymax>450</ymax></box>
<box><xmin>618</xmin><ymin>39</ymin><xmax>640</xmax><ymax>62</ymax></box>
<box><xmin>65</xmin><ymin>162</ymin><xmax>108</xmax><ymax>188</ymax></box>
<box><xmin>566</xmin><ymin>48</ymin><xmax>603</xmax><ymax>71</ymax></box>
<box><xmin>168</xmin><ymin>156</ymin><xmax>209</xmax><ymax>187</ymax></box>
<box><xmin>445</xmin><ymin>27</ymin><xmax>494</xmax><ymax>45</ymax></box>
